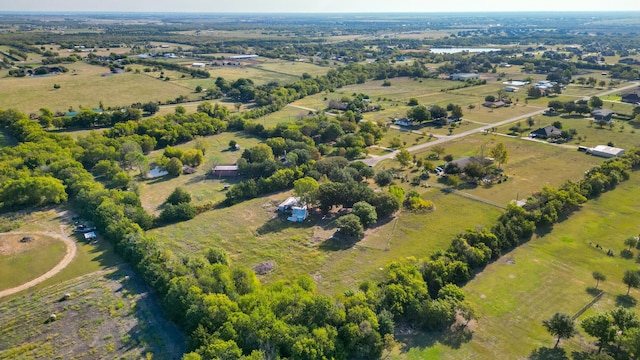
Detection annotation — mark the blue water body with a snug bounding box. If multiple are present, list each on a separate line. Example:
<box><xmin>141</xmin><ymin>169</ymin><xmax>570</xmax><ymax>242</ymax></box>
<box><xmin>148</xmin><ymin>166</ymin><xmax>168</xmax><ymax>178</ymax></box>
<box><xmin>429</xmin><ymin>48</ymin><xmax>501</xmax><ymax>54</ymax></box>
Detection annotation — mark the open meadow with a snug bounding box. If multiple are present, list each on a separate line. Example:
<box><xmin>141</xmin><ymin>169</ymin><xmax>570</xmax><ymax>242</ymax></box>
<box><xmin>399</xmin><ymin>170</ymin><xmax>640</xmax><ymax>359</ymax></box>
<box><xmin>0</xmin><ymin>62</ymin><xmax>194</xmax><ymax>114</ymax></box>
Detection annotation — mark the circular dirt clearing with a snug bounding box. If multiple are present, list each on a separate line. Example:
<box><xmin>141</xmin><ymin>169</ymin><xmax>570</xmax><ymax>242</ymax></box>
<box><xmin>0</xmin><ymin>232</ymin><xmax>77</xmax><ymax>298</ymax></box>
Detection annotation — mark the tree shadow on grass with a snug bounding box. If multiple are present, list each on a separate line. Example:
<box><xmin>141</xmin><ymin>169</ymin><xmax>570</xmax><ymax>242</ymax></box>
<box><xmin>255</xmin><ymin>214</ymin><xmax>315</xmax><ymax>236</ymax></box>
<box><xmin>528</xmin><ymin>346</ymin><xmax>569</xmax><ymax>360</ymax></box>
<box><xmin>615</xmin><ymin>294</ymin><xmax>637</xmax><ymax>308</ymax></box>
<box><xmin>440</xmin><ymin>326</ymin><xmax>473</xmax><ymax>349</ymax></box>
<box><xmin>585</xmin><ymin>287</ymin><xmax>603</xmax><ymax>297</ymax></box>
<box><xmin>318</xmin><ymin>234</ymin><xmax>359</xmax><ymax>251</ymax></box>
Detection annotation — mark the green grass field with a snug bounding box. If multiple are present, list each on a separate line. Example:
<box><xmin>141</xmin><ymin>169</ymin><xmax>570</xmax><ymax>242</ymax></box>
<box><xmin>400</xmin><ymin>172</ymin><xmax>640</xmax><ymax>359</ymax></box>
<box><xmin>495</xmin><ymin>112</ymin><xmax>640</xmax><ymax>151</ymax></box>
<box><xmin>0</xmin><ymin>234</ymin><xmax>66</xmax><ymax>291</ymax></box>
<box><xmin>0</xmin><ymin>62</ymin><xmax>194</xmax><ymax>114</ymax></box>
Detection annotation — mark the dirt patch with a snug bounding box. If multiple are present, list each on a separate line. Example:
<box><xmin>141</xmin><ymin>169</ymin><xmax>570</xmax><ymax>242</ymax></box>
<box><xmin>0</xmin><ymin>234</ymin><xmax>53</xmax><ymax>256</ymax></box>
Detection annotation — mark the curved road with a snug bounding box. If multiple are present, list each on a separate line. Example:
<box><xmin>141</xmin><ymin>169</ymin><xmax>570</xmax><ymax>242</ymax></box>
<box><xmin>0</xmin><ymin>231</ymin><xmax>77</xmax><ymax>299</ymax></box>
<box><xmin>363</xmin><ymin>81</ymin><xmax>640</xmax><ymax>166</ymax></box>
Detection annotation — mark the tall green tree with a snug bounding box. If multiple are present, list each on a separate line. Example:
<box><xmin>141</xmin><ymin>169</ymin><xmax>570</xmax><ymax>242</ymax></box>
<box><xmin>592</xmin><ymin>271</ymin><xmax>606</xmax><ymax>289</ymax></box>
<box><xmin>622</xmin><ymin>270</ymin><xmax>640</xmax><ymax>295</ymax></box>
<box><xmin>396</xmin><ymin>148</ymin><xmax>412</xmax><ymax>167</ymax></box>
<box><xmin>489</xmin><ymin>142</ymin><xmax>508</xmax><ymax>168</ymax></box>
<box><xmin>543</xmin><ymin>313</ymin><xmax>577</xmax><ymax>348</ymax></box>
<box><xmin>582</xmin><ymin>313</ymin><xmax>616</xmax><ymax>353</ymax></box>
<box><xmin>352</xmin><ymin>201</ymin><xmax>378</xmax><ymax>228</ymax></box>
<box><xmin>294</xmin><ymin>177</ymin><xmax>319</xmax><ymax>207</ymax></box>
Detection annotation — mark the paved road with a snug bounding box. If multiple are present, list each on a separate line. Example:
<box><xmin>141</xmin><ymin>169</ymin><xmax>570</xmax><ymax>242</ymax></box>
<box><xmin>0</xmin><ymin>231</ymin><xmax>77</xmax><ymax>299</ymax></box>
<box><xmin>362</xmin><ymin>81</ymin><xmax>640</xmax><ymax>166</ymax></box>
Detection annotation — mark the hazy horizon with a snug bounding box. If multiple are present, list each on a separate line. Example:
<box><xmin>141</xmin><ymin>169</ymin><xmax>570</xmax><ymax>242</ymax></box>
<box><xmin>1</xmin><ymin>0</ymin><xmax>640</xmax><ymax>13</ymax></box>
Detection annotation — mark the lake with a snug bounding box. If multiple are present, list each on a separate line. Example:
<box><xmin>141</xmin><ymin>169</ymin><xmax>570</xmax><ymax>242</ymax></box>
<box><xmin>429</xmin><ymin>47</ymin><xmax>501</xmax><ymax>54</ymax></box>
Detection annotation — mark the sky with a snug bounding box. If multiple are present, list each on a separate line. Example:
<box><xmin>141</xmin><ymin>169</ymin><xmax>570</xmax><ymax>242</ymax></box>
<box><xmin>2</xmin><ymin>0</ymin><xmax>640</xmax><ymax>13</ymax></box>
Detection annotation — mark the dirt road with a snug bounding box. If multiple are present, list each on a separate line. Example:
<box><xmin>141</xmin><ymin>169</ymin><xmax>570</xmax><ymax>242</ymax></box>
<box><xmin>0</xmin><ymin>231</ymin><xmax>77</xmax><ymax>299</ymax></box>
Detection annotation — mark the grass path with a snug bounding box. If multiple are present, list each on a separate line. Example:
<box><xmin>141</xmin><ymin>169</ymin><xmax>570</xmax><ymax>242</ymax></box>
<box><xmin>0</xmin><ymin>231</ymin><xmax>76</xmax><ymax>299</ymax></box>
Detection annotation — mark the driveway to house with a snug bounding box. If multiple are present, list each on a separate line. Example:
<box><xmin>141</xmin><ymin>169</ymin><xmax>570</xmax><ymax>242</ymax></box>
<box><xmin>0</xmin><ymin>231</ymin><xmax>77</xmax><ymax>299</ymax></box>
<box><xmin>363</xmin><ymin>82</ymin><xmax>640</xmax><ymax>167</ymax></box>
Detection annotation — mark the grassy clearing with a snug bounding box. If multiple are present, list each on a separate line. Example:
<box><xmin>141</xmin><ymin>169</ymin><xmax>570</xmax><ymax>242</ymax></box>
<box><xmin>0</xmin><ymin>62</ymin><xmax>194</xmax><ymax>114</ymax></box>
<box><xmin>253</xmin><ymin>60</ymin><xmax>332</xmax><ymax>77</ymax></box>
<box><xmin>149</xmin><ymin>186</ymin><xmax>501</xmax><ymax>295</ymax></box>
<box><xmin>402</xmin><ymin>172</ymin><xmax>640</xmax><ymax>359</ymax></box>
<box><xmin>0</xmin><ymin>208</ymin><xmax>121</xmax><ymax>293</ymax></box>
<box><xmin>0</xmin><ymin>266</ymin><xmax>185</xmax><ymax>360</ymax></box>
<box><xmin>0</xmin><ymin>234</ymin><xmax>67</xmax><ymax>291</ymax></box>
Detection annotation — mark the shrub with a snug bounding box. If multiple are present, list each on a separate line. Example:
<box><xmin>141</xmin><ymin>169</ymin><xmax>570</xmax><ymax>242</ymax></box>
<box><xmin>336</xmin><ymin>214</ymin><xmax>364</xmax><ymax>237</ymax></box>
<box><xmin>158</xmin><ymin>202</ymin><xmax>196</xmax><ymax>224</ymax></box>
<box><xmin>166</xmin><ymin>187</ymin><xmax>191</xmax><ymax>205</ymax></box>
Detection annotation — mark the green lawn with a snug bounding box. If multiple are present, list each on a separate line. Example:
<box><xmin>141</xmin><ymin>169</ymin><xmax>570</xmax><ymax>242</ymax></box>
<box><xmin>401</xmin><ymin>173</ymin><xmax>640</xmax><ymax>359</ymax></box>
<box><xmin>0</xmin><ymin>62</ymin><xmax>194</xmax><ymax>114</ymax></box>
<box><xmin>0</xmin><ymin>234</ymin><xmax>67</xmax><ymax>291</ymax></box>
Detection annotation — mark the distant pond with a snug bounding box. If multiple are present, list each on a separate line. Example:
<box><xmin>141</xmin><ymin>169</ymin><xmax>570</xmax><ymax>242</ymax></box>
<box><xmin>147</xmin><ymin>166</ymin><xmax>168</xmax><ymax>178</ymax></box>
<box><xmin>429</xmin><ymin>47</ymin><xmax>501</xmax><ymax>54</ymax></box>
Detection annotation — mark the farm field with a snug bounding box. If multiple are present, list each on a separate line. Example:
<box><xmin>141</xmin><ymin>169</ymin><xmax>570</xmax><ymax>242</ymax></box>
<box><xmin>0</xmin><ymin>234</ymin><xmax>66</xmax><ymax>291</ymax></box>
<box><xmin>401</xmin><ymin>171</ymin><xmax>640</xmax><ymax>359</ymax></box>
<box><xmin>0</xmin><ymin>266</ymin><xmax>185</xmax><ymax>360</ymax></box>
<box><xmin>0</xmin><ymin>62</ymin><xmax>194</xmax><ymax>114</ymax></box>
<box><xmin>252</xmin><ymin>59</ymin><xmax>332</xmax><ymax>77</ymax></box>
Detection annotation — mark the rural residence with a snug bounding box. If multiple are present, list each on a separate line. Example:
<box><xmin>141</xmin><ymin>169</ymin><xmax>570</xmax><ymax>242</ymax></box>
<box><xmin>529</xmin><ymin>126</ymin><xmax>562</xmax><ymax>139</ymax></box>
<box><xmin>591</xmin><ymin>108</ymin><xmax>614</xmax><ymax>122</ymax></box>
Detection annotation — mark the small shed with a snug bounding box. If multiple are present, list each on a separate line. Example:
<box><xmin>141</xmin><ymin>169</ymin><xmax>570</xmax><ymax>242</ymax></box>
<box><xmin>212</xmin><ymin>165</ymin><xmax>238</xmax><ymax>177</ymax></box>
<box><xmin>287</xmin><ymin>206</ymin><xmax>308</xmax><ymax>222</ymax></box>
<box><xmin>84</xmin><ymin>232</ymin><xmax>97</xmax><ymax>241</ymax></box>
<box><xmin>278</xmin><ymin>197</ymin><xmax>299</xmax><ymax>211</ymax></box>
<box><xmin>505</xmin><ymin>86</ymin><xmax>519</xmax><ymax>92</ymax></box>
<box><xmin>587</xmin><ymin>145</ymin><xmax>625</xmax><ymax>158</ymax></box>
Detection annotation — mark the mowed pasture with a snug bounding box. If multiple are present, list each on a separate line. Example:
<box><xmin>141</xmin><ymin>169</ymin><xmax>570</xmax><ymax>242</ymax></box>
<box><xmin>0</xmin><ymin>267</ymin><xmax>185</xmax><ymax>360</ymax></box>
<box><xmin>0</xmin><ymin>62</ymin><xmax>193</xmax><ymax>114</ymax></box>
<box><xmin>0</xmin><ymin>234</ymin><xmax>66</xmax><ymax>291</ymax></box>
<box><xmin>403</xmin><ymin>172</ymin><xmax>640</xmax><ymax>359</ymax></box>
